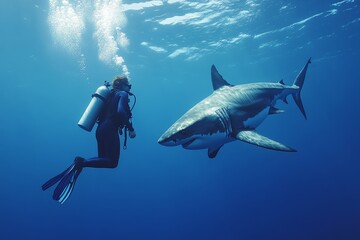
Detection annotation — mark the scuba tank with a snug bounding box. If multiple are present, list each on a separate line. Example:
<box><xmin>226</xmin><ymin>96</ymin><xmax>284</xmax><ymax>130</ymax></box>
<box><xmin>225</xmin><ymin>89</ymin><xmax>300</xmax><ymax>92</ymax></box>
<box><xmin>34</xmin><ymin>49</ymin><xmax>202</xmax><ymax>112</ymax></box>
<box><xmin>78</xmin><ymin>82</ymin><xmax>112</xmax><ymax>132</ymax></box>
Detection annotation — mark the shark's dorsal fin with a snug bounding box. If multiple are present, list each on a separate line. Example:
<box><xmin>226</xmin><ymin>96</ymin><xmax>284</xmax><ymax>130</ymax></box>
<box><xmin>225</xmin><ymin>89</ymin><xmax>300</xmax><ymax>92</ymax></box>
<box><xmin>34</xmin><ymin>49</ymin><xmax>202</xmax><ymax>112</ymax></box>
<box><xmin>279</xmin><ymin>79</ymin><xmax>285</xmax><ymax>85</ymax></box>
<box><xmin>235</xmin><ymin>130</ymin><xmax>296</xmax><ymax>152</ymax></box>
<box><xmin>211</xmin><ymin>65</ymin><xmax>232</xmax><ymax>91</ymax></box>
<box><xmin>208</xmin><ymin>144</ymin><xmax>224</xmax><ymax>158</ymax></box>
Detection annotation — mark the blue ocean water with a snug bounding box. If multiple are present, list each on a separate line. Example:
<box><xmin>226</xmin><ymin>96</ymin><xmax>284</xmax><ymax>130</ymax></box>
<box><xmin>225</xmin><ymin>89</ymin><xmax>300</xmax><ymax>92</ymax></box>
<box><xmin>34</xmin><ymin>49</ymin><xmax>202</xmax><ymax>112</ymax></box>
<box><xmin>1</xmin><ymin>0</ymin><xmax>360</xmax><ymax>239</ymax></box>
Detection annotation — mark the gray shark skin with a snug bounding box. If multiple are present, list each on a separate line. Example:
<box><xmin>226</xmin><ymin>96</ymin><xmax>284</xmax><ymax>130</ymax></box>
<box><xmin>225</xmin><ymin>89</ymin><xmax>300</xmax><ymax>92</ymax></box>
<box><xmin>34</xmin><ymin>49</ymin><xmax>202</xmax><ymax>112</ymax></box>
<box><xmin>158</xmin><ymin>58</ymin><xmax>311</xmax><ymax>158</ymax></box>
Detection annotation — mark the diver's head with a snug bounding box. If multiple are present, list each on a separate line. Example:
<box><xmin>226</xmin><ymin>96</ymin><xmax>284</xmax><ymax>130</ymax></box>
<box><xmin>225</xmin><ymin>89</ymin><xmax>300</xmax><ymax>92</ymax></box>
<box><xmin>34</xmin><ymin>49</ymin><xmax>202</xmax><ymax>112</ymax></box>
<box><xmin>112</xmin><ymin>76</ymin><xmax>132</xmax><ymax>91</ymax></box>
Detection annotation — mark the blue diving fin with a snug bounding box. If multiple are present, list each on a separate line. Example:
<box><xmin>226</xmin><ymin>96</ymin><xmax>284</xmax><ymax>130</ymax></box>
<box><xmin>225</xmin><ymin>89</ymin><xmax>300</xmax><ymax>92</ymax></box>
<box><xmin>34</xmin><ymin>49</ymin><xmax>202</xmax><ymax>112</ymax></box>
<box><xmin>53</xmin><ymin>166</ymin><xmax>82</xmax><ymax>204</ymax></box>
<box><xmin>42</xmin><ymin>157</ymin><xmax>84</xmax><ymax>204</ymax></box>
<box><xmin>41</xmin><ymin>164</ymin><xmax>75</xmax><ymax>191</ymax></box>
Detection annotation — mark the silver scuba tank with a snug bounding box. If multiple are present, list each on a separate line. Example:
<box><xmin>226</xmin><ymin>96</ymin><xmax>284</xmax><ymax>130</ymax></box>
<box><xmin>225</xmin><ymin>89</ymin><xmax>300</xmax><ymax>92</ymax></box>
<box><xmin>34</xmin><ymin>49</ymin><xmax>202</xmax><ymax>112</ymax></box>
<box><xmin>78</xmin><ymin>83</ymin><xmax>112</xmax><ymax>132</ymax></box>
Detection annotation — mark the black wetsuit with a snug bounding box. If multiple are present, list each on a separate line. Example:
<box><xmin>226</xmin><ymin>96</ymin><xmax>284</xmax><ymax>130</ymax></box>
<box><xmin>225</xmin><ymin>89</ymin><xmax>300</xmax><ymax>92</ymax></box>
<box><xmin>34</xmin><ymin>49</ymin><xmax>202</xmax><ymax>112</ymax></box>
<box><xmin>42</xmin><ymin>89</ymin><xmax>134</xmax><ymax>203</ymax></box>
<box><xmin>83</xmin><ymin>89</ymin><xmax>134</xmax><ymax>168</ymax></box>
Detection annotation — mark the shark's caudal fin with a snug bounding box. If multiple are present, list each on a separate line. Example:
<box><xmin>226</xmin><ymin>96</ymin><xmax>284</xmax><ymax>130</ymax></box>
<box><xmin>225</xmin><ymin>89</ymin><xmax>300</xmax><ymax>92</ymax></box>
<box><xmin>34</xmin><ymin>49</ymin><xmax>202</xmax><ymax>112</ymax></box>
<box><xmin>211</xmin><ymin>65</ymin><xmax>232</xmax><ymax>90</ymax></box>
<box><xmin>292</xmin><ymin>58</ymin><xmax>311</xmax><ymax>120</ymax></box>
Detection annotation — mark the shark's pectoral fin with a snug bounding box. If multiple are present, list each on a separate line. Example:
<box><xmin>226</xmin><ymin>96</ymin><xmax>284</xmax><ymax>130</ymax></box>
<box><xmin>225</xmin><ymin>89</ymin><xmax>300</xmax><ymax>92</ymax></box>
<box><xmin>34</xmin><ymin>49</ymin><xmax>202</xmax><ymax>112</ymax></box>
<box><xmin>235</xmin><ymin>130</ymin><xmax>296</xmax><ymax>152</ymax></box>
<box><xmin>208</xmin><ymin>144</ymin><xmax>224</xmax><ymax>158</ymax></box>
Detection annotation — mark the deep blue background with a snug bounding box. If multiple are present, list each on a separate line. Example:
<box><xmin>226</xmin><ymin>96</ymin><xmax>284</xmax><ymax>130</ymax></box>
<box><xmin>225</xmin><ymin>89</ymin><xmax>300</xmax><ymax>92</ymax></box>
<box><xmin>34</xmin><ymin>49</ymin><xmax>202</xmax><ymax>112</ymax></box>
<box><xmin>1</xmin><ymin>1</ymin><xmax>359</xmax><ymax>239</ymax></box>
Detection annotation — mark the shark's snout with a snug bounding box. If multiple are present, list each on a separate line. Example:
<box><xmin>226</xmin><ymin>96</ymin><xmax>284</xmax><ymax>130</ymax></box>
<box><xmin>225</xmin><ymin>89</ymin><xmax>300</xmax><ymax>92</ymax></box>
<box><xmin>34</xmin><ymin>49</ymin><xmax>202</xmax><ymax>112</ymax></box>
<box><xmin>157</xmin><ymin>136</ymin><xmax>167</xmax><ymax>145</ymax></box>
<box><xmin>158</xmin><ymin>133</ymin><xmax>174</xmax><ymax>146</ymax></box>
<box><xmin>158</xmin><ymin>128</ymin><xmax>188</xmax><ymax>147</ymax></box>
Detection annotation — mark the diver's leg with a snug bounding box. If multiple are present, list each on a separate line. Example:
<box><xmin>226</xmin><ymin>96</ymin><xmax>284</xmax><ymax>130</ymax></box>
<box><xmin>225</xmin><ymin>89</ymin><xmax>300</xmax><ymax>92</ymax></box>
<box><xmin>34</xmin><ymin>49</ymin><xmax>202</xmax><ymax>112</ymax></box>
<box><xmin>81</xmin><ymin>121</ymin><xmax>120</xmax><ymax>169</ymax></box>
<box><xmin>81</xmin><ymin>135</ymin><xmax>119</xmax><ymax>168</ymax></box>
<box><xmin>81</xmin><ymin>157</ymin><xmax>117</xmax><ymax>168</ymax></box>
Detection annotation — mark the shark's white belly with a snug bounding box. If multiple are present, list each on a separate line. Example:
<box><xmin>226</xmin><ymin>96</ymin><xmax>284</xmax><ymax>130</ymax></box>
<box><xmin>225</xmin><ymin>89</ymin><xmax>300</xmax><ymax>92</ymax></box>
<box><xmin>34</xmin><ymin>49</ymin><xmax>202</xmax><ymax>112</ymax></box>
<box><xmin>182</xmin><ymin>131</ymin><xmax>234</xmax><ymax>150</ymax></box>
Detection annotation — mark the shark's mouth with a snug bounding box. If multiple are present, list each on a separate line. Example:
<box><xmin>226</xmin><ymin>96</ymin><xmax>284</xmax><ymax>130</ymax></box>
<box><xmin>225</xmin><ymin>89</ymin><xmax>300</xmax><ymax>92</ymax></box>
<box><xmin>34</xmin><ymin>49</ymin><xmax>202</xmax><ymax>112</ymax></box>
<box><xmin>182</xmin><ymin>138</ymin><xmax>195</xmax><ymax>149</ymax></box>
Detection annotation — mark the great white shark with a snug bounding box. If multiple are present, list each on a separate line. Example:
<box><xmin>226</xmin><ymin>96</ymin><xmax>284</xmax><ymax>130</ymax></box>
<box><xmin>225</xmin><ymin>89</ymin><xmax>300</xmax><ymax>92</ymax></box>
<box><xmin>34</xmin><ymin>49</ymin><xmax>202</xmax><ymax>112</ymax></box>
<box><xmin>158</xmin><ymin>58</ymin><xmax>311</xmax><ymax>158</ymax></box>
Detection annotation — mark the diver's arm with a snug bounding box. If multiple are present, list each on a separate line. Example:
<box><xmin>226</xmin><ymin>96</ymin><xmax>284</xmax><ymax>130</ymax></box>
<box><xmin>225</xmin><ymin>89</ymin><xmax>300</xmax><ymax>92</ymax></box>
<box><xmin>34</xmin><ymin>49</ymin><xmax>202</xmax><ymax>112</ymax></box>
<box><xmin>117</xmin><ymin>92</ymin><xmax>135</xmax><ymax>132</ymax></box>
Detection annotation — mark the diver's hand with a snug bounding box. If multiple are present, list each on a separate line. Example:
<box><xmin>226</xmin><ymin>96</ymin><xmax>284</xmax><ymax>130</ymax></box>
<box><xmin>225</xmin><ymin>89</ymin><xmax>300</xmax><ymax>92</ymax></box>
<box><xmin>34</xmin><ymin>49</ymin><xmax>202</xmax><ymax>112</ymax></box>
<box><xmin>129</xmin><ymin>130</ymin><xmax>136</xmax><ymax>138</ymax></box>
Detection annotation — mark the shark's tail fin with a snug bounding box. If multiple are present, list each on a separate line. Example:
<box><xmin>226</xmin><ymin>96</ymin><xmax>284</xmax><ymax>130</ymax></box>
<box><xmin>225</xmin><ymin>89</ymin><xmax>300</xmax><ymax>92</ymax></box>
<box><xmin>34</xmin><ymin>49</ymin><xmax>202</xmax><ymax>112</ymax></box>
<box><xmin>292</xmin><ymin>58</ymin><xmax>311</xmax><ymax>120</ymax></box>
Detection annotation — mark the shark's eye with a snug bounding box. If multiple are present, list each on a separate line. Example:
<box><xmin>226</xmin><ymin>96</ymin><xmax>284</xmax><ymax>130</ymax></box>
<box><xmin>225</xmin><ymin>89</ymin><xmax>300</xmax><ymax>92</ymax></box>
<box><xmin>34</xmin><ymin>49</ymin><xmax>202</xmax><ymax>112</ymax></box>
<box><xmin>180</xmin><ymin>129</ymin><xmax>186</xmax><ymax>135</ymax></box>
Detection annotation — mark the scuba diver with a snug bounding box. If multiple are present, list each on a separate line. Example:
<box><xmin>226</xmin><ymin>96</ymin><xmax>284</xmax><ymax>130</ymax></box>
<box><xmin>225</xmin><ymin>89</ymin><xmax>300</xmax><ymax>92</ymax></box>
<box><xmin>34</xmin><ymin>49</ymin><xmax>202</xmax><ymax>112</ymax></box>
<box><xmin>42</xmin><ymin>76</ymin><xmax>136</xmax><ymax>204</ymax></box>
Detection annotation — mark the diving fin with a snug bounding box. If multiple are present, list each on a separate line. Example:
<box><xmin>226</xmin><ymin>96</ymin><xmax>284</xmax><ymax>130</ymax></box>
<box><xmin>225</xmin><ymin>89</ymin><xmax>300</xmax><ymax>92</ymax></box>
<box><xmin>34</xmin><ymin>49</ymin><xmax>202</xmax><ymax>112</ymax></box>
<box><xmin>42</xmin><ymin>157</ymin><xmax>84</xmax><ymax>204</ymax></box>
<box><xmin>54</xmin><ymin>166</ymin><xmax>82</xmax><ymax>204</ymax></box>
<box><xmin>42</xmin><ymin>164</ymin><xmax>75</xmax><ymax>191</ymax></box>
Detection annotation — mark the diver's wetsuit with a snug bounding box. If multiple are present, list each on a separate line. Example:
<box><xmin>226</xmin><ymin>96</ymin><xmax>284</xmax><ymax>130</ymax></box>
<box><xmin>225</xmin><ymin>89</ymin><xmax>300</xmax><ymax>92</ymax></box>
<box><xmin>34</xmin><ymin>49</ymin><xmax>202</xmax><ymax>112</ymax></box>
<box><xmin>42</xmin><ymin>88</ymin><xmax>134</xmax><ymax>204</ymax></box>
<box><xmin>82</xmin><ymin>89</ymin><xmax>134</xmax><ymax>168</ymax></box>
